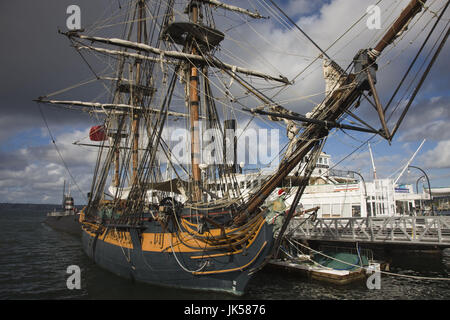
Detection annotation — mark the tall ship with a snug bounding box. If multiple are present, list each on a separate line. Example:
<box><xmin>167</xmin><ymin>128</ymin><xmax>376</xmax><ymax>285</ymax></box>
<box><xmin>36</xmin><ymin>0</ymin><xmax>447</xmax><ymax>295</ymax></box>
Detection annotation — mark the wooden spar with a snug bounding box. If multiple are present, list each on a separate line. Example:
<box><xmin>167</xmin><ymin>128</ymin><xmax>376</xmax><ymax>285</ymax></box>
<box><xmin>65</xmin><ymin>33</ymin><xmax>290</xmax><ymax>84</ymax></box>
<box><xmin>244</xmin><ymin>108</ymin><xmax>381</xmax><ymax>135</ymax></box>
<box><xmin>75</xmin><ymin>45</ymin><xmax>174</xmax><ymax>65</ymax></box>
<box><xmin>197</xmin><ymin>0</ymin><xmax>265</xmax><ymax>19</ymax></box>
<box><xmin>372</xmin><ymin>0</ymin><xmax>427</xmax><ymax>57</ymax></box>
<box><xmin>366</xmin><ymin>0</ymin><xmax>427</xmax><ymax>141</ymax></box>
<box><xmin>189</xmin><ymin>2</ymin><xmax>202</xmax><ymax>202</ymax></box>
<box><xmin>366</xmin><ymin>71</ymin><xmax>390</xmax><ymax>139</ymax></box>
<box><xmin>34</xmin><ymin>99</ymin><xmax>191</xmax><ymax>117</ymax></box>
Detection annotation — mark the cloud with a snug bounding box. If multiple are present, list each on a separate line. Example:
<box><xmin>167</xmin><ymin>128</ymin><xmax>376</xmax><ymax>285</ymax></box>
<box><xmin>1</xmin><ymin>0</ymin><xmax>449</xmax><ymax>203</ymax></box>
<box><xmin>220</xmin><ymin>0</ymin><xmax>449</xmax><ymax>125</ymax></box>
<box><xmin>422</xmin><ymin>140</ymin><xmax>450</xmax><ymax>169</ymax></box>
<box><xmin>0</xmin><ymin>128</ymin><xmax>98</xmax><ymax>203</ymax></box>
<box><xmin>396</xmin><ymin>96</ymin><xmax>450</xmax><ymax>142</ymax></box>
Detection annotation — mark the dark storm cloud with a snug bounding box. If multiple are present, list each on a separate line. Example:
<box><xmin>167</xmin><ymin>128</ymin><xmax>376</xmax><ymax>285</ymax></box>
<box><xmin>0</xmin><ymin>150</ymin><xmax>29</xmax><ymax>171</ymax></box>
<box><xmin>0</xmin><ymin>1</ymin><xmax>114</xmax><ymax>141</ymax></box>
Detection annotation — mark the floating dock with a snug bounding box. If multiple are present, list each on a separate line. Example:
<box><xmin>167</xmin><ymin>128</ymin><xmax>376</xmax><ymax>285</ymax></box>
<box><xmin>269</xmin><ymin>255</ymin><xmax>381</xmax><ymax>285</ymax></box>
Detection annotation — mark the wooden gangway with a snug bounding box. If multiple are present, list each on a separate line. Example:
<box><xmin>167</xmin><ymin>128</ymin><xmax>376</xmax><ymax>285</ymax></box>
<box><xmin>288</xmin><ymin>216</ymin><xmax>450</xmax><ymax>247</ymax></box>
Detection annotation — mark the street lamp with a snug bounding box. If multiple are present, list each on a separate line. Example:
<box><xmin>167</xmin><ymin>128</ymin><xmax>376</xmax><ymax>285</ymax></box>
<box><xmin>415</xmin><ymin>175</ymin><xmax>425</xmax><ymax>215</ymax></box>
<box><xmin>347</xmin><ymin>170</ymin><xmax>367</xmax><ymax>198</ymax></box>
<box><xmin>347</xmin><ymin>170</ymin><xmax>368</xmax><ymax>217</ymax></box>
<box><xmin>415</xmin><ymin>175</ymin><xmax>425</xmax><ymax>194</ymax></box>
<box><xmin>408</xmin><ymin>165</ymin><xmax>433</xmax><ymax>215</ymax></box>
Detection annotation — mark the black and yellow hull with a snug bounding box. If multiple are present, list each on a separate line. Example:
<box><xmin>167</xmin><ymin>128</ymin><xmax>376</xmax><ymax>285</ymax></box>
<box><xmin>81</xmin><ymin>213</ymin><xmax>273</xmax><ymax>295</ymax></box>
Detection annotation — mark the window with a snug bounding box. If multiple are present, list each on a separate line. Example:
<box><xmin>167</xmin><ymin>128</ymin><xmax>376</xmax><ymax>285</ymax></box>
<box><xmin>352</xmin><ymin>205</ymin><xmax>361</xmax><ymax>217</ymax></box>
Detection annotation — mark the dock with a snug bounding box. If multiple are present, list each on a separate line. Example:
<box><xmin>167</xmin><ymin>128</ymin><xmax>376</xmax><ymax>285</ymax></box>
<box><xmin>288</xmin><ymin>216</ymin><xmax>450</xmax><ymax>247</ymax></box>
<box><xmin>268</xmin><ymin>258</ymin><xmax>370</xmax><ymax>285</ymax></box>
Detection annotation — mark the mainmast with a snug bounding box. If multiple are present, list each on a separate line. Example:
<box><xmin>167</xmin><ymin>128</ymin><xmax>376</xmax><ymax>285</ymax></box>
<box><xmin>188</xmin><ymin>1</ymin><xmax>202</xmax><ymax>201</ymax></box>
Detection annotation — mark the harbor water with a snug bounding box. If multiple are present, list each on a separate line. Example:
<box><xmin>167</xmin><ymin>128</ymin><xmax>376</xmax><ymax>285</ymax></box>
<box><xmin>1</xmin><ymin>209</ymin><xmax>449</xmax><ymax>300</ymax></box>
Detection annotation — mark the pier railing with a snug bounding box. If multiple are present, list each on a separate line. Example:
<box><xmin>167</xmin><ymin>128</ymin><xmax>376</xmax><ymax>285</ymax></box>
<box><xmin>288</xmin><ymin>216</ymin><xmax>450</xmax><ymax>246</ymax></box>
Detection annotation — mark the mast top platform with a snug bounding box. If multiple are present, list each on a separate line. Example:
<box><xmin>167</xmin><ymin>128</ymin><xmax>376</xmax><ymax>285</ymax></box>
<box><xmin>162</xmin><ymin>22</ymin><xmax>224</xmax><ymax>50</ymax></box>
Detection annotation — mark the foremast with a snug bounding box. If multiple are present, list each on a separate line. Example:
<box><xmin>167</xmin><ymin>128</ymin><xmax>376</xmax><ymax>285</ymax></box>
<box><xmin>131</xmin><ymin>0</ymin><xmax>146</xmax><ymax>185</ymax></box>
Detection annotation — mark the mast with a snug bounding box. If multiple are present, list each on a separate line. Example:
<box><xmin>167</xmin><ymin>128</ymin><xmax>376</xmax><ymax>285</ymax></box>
<box><xmin>394</xmin><ymin>139</ymin><xmax>426</xmax><ymax>184</ymax></box>
<box><xmin>368</xmin><ymin>142</ymin><xmax>377</xmax><ymax>180</ymax></box>
<box><xmin>113</xmin><ymin>117</ymin><xmax>120</xmax><ymax>187</ymax></box>
<box><xmin>189</xmin><ymin>1</ymin><xmax>202</xmax><ymax>201</ymax></box>
<box><xmin>62</xmin><ymin>179</ymin><xmax>66</xmax><ymax>207</ymax></box>
<box><xmin>132</xmin><ymin>0</ymin><xmax>146</xmax><ymax>185</ymax></box>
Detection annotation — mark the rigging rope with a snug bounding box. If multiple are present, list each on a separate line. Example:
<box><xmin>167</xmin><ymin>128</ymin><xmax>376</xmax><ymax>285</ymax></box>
<box><xmin>36</xmin><ymin>103</ymin><xmax>88</xmax><ymax>202</ymax></box>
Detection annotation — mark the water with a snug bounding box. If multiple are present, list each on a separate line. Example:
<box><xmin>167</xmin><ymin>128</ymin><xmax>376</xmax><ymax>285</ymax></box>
<box><xmin>1</xmin><ymin>210</ymin><xmax>449</xmax><ymax>300</ymax></box>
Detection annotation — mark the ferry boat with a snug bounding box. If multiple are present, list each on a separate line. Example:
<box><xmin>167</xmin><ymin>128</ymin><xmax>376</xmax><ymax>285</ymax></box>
<box><xmin>44</xmin><ymin>182</ymin><xmax>80</xmax><ymax>235</ymax></box>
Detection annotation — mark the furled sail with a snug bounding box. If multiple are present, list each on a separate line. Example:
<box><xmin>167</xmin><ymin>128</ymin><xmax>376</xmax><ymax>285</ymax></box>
<box><xmin>66</xmin><ymin>33</ymin><xmax>290</xmax><ymax>84</ymax></box>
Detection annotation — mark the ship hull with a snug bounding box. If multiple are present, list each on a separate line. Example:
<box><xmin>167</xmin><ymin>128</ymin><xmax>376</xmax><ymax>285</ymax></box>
<box><xmin>45</xmin><ymin>214</ymin><xmax>81</xmax><ymax>236</ymax></box>
<box><xmin>81</xmin><ymin>220</ymin><xmax>273</xmax><ymax>295</ymax></box>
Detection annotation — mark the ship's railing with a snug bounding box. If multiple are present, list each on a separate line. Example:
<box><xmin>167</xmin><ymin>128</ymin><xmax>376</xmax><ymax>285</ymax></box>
<box><xmin>288</xmin><ymin>216</ymin><xmax>450</xmax><ymax>246</ymax></box>
<box><xmin>328</xmin><ymin>169</ymin><xmax>354</xmax><ymax>178</ymax></box>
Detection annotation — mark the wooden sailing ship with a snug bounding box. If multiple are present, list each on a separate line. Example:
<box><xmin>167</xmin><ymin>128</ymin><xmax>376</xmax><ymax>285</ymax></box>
<box><xmin>36</xmin><ymin>0</ymin><xmax>447</xmax><ymax>294</ymax></box>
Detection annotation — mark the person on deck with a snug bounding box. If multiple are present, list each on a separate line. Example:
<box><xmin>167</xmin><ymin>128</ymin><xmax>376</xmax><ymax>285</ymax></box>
<box><xmin>265</xmin><ymin>189</ymin><xmax>288</xmax><ymax>237</ymax></box>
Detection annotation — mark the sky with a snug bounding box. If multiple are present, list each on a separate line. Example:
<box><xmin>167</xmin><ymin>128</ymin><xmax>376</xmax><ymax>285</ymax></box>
<box><xmin>0</xmin><ymin>0</ymin><xmax>449</xmax><ymax>204</ymax></box>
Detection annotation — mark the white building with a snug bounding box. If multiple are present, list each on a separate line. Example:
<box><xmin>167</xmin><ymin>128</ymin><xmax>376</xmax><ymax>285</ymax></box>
<box><xmin>293</xmin><ymin>178</ymin><xmax>430</xmax><ymax>218</ymax></box>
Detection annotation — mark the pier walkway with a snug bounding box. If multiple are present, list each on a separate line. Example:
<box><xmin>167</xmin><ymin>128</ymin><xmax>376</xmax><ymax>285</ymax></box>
<box><xmin>288</xmin><ymin>216</ymin><xmax>450</xmax><ymax>247</ymax></box>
